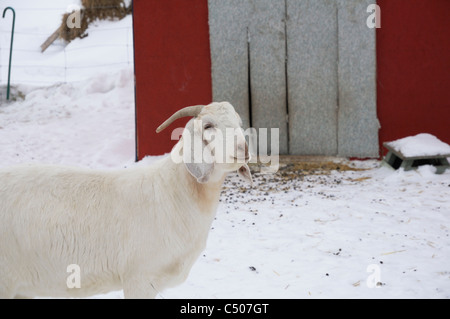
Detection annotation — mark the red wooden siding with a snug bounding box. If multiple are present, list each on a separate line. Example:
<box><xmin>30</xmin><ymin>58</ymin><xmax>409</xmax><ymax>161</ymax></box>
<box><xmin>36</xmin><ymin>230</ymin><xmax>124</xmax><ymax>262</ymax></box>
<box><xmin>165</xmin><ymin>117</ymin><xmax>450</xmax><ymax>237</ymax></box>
<box><xmin>133</xmin><ymin>0</ymin><xmax>450</xmax><ymax>159</ymax></box>
<box><xmin>377</xmin><ymin>0</ymin><xmax>450</xmax><ymax>154</ymax></box>
<box><xmin>133</xmin><ymin>0</ymin><xmax>212</xmax><ymax>159</ymax></box>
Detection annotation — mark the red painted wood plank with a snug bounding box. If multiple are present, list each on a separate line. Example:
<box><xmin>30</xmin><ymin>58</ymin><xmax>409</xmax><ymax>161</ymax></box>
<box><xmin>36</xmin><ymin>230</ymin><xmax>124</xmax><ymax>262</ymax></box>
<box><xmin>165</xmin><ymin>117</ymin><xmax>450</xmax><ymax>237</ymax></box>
<box><xmin>377</xmin><ymin>0</ymin><xmax>450</xmax><ymax>155</ymax></box>
<box><xmin>133</xmin><ymin>0</ymin><xmax>212</xmax><ymax>159</ymax></box>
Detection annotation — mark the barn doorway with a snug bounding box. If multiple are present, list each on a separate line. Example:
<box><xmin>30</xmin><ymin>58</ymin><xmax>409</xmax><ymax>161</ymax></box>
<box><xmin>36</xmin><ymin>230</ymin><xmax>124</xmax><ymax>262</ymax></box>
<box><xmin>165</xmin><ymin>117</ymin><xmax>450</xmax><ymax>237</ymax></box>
<box><xmin>208</xmin><ymin>0</ymin><xmax>378</xmax><ymax>157</ymax></box>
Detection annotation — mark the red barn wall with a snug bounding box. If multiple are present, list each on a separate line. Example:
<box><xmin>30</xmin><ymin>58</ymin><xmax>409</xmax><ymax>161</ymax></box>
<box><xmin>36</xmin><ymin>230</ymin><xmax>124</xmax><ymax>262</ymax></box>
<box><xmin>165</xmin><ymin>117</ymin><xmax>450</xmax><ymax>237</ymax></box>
<box><xmin>133</xmin><ymin>0</ymin><xmax>212</xmax><ymax>159</ymax></box>
<box><xmin>133</xmin><ymin>0</ymin><xmax>450</xmax><ymax>159</ymax></box>
<box><xmin>377</xmin><ymin>0</ymin><xmax>450</xmax><ymax>154</ymax></box>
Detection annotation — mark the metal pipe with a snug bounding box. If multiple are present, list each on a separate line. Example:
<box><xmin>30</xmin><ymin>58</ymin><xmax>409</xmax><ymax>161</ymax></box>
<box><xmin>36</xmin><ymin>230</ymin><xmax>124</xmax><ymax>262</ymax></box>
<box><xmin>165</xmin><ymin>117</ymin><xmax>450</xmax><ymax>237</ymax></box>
<box><xmin>2</xmin><ymin>7</ymin><xmax>16</xmax><ymax>101</ymax></box>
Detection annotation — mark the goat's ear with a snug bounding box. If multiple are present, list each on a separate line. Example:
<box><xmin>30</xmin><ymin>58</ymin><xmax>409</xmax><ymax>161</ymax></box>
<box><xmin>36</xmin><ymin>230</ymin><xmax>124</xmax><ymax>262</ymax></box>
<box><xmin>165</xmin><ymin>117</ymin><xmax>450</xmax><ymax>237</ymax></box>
<box><xmin>238</xmin><ymin>164</ymin><xmax>253</xmax><ymax>186</ymax></box>
<box><xmin>183</xmin><ymin>120</ymin><xmax>215</xmax><ymax>183</ymax></box>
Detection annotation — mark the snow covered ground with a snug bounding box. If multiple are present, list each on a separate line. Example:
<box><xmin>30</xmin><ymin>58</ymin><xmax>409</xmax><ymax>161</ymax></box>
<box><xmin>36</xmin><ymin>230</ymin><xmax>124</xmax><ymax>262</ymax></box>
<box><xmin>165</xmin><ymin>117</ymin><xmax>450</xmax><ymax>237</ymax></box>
<box><xmin>1</xmin><ymin>0</ymin><xmax>133</xmax><ymax>87</ymax></box>
<box><xmin>1</xmin><ymin>1</ymin><xmax>449</xmax><ymax>299</ymax></box>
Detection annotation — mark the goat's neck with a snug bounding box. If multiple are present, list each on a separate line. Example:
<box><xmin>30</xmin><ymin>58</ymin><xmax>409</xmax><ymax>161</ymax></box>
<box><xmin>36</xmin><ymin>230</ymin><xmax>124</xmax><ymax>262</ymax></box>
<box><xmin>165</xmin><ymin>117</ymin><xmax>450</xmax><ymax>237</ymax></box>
<box><xmin>192</xmin><ymin>172</ymin><xmax>225</xmax><ymax>215</ymax></box>
<box><xmin>170</xmin><ymin>159</ymin><xmax>225</xmax><ymax>215</ymax></box>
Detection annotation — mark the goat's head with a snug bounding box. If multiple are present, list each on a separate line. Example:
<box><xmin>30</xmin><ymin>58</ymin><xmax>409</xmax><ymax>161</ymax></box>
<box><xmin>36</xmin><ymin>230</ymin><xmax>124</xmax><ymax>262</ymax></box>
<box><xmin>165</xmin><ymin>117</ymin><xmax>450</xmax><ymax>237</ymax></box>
<box><xmin>156</xmin><ymin>102</ymin><xmax>252</xmax><ymax>185</ymax></box>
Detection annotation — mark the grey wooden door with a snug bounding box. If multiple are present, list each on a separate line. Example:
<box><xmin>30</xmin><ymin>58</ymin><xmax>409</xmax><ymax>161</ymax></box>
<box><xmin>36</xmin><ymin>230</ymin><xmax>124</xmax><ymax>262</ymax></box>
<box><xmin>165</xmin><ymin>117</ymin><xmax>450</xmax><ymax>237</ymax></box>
<box><xmin>209</xmin><ymin>0</ymin><xmax>379</xmax><ymax>157</ymax></box>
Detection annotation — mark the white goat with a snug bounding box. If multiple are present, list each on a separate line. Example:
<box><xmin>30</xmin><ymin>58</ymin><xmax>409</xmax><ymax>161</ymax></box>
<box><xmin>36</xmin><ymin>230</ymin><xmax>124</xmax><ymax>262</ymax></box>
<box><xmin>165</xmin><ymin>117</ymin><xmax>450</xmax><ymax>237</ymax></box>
<box><xmin>0</xmin><ymin>101</ymin><xmax>252</xmax><ymax>299</ymax></box>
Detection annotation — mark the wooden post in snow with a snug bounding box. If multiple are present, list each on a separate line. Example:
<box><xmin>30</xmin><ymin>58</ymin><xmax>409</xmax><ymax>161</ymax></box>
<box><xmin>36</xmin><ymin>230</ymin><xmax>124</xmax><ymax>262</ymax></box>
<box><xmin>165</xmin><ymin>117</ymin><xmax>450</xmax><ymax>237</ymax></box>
<box><xmin>40</xmin><ymin>27</ymin><xmax>61</xmax><ymax>53</ymax></box>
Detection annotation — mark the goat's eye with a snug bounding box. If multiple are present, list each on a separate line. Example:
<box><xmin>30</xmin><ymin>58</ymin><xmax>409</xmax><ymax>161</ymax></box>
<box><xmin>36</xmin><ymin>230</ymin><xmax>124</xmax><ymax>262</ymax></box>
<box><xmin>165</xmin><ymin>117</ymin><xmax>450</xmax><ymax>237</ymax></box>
<box><xmin>204</xmin><ymin>123</ymin><xmax>213</xmax><ymax>130</ymax></box>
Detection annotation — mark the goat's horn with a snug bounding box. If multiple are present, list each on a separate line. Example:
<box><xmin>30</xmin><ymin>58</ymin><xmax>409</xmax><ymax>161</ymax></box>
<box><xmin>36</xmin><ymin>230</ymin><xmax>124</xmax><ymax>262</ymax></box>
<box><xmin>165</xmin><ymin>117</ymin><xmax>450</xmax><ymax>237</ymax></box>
<box><xmin>156</xmin><ymin>105</ymin><xmax>205</xmax><ymax>133</ymax></box>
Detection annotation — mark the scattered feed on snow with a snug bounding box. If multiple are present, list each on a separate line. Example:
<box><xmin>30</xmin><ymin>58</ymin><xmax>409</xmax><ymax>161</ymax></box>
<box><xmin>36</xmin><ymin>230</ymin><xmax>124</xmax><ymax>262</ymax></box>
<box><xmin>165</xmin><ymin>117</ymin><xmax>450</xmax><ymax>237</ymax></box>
<box><xmin>166</xmin><ymin>160</ymin><xmax>450</xmax><ymax>299</ymax></box>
